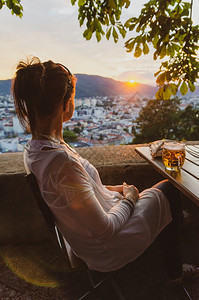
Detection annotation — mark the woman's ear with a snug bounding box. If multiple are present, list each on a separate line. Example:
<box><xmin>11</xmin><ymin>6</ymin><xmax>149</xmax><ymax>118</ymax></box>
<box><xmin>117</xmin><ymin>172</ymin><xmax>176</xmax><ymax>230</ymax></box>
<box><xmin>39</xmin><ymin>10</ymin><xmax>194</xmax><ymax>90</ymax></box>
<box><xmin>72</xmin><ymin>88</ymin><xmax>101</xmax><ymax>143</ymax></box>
<box><xmin>63</xmin><ymin>97</ymin><xmax>74</xmax><ymax>122</ymax></box>
<box><xmin>63</xmin><ymin>95</ymin><xmax>68</xmax><ymax>112</ymax></box>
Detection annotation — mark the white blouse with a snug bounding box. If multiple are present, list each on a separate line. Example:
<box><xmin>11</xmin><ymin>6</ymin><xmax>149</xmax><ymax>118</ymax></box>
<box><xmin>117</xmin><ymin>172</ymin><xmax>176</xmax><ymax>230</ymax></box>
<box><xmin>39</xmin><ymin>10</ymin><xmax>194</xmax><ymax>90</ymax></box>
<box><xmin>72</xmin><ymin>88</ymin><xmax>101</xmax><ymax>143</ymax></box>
<box><xmin>24</xmin><ymin>140</ymin><xmax>172</xmax><ymax>272</ymax></box>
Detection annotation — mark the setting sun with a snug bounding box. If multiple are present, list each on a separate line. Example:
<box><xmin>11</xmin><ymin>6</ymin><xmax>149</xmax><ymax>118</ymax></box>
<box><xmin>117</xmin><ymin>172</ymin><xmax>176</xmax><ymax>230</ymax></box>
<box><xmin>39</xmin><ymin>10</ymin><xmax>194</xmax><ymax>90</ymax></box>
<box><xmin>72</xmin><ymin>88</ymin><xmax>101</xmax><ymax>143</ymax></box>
<box><xmin>130</xmin><ymin>79</ymin><xmax>135</xmax><ymax>83</ymax></box>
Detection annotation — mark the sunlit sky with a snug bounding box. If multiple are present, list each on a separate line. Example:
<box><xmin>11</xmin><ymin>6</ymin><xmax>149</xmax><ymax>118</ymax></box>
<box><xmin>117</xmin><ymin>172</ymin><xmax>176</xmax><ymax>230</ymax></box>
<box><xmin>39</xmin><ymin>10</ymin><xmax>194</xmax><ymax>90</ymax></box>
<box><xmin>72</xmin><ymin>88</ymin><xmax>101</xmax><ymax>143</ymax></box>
<box><xmin>0</xmin><ymin>0</ymin><xmax>198</xmax><ymax>85</ymax></box>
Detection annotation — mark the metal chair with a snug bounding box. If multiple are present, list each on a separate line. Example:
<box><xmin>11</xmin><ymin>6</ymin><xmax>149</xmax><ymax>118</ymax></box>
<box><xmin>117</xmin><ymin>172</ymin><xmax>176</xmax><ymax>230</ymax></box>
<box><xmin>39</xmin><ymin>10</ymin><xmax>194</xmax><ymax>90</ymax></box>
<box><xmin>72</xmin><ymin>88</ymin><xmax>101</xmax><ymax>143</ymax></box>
<box><xmin>25</xmin><ymin>172</ymin><xmax>126</xmax><ymax>300</ymax></box>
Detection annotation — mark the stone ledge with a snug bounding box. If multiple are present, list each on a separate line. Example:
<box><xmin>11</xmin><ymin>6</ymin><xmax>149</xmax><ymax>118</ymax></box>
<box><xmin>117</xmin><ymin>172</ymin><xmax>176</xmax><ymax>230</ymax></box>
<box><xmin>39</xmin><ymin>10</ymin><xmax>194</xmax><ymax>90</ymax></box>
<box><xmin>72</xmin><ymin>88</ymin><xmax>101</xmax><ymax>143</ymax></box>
<box><xmin>0</xmin><ymin>144</ymin><xmax>148</xmax><ymax>175</ymax></box>
<box><xmin>1</xmin><ymin>142</ymin><xmax>199</xmax><ymax>175</ymax></box>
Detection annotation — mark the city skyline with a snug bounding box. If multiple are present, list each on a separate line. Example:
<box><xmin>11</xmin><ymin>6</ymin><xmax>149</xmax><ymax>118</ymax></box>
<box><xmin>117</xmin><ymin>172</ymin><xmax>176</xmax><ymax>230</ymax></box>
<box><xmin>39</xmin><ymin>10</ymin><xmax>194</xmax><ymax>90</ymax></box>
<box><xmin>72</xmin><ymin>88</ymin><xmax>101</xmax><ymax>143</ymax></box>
<box><xmin>0</xmin><ymin>0</ymin><xmax>199</xmax><ymax>85</ymax></box>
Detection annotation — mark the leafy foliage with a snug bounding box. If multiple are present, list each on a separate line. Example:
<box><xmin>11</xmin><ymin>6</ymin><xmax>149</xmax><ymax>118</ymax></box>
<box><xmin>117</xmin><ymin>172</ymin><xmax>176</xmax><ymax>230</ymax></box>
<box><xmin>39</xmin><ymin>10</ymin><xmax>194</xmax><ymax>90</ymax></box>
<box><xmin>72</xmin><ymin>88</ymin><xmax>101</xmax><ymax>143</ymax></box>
<box><xmin>73</xmin><ymin>126</ymin><xmax>82</xmax><ymax>134</ymax></box>
<box><xmin>0</xmin><ymin>0</ymin><xmax>23</xmax><ymax>17</ymax></box>
<box><xmin>177</xmin><ymin>105</ymin><xmax>199</xmax><ymax>140</ymax></box>
<box><xmin>71</xmin><ymin>0</ymin><xmax>129</xmax><ymax>43</ymax></box>
<box><xmin>63</xmin><ymin>129</ymin><xmax>78</xmax><ymax>143</ymax></box>
<box><xmin>133</xmin><ymin>97</ymin><xmax>199</xmax><ymax>143</ymax></box>
<box><xmin>71</xmin><ymin>0</ymin><xmax>199</xmax><ymax>99</ymax></box>
<box><xmin>98</xmin><ymin>133</ymin><xmax>104</xmax><ymax>140</ymax></box>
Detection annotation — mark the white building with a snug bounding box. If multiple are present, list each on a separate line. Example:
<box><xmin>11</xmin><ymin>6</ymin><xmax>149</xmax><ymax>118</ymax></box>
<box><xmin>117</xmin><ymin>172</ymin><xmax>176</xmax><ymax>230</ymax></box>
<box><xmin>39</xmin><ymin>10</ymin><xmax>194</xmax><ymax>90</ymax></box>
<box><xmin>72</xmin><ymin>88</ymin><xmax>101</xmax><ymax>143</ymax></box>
<box><xmin>13</xmin><ymin>116</ymin><xmax>24</xmax><ymax>134</ymax></box>
<box><xmin>17</xmin><ymin>140</ymin><xmax>28</xmax><ymax>152</ymax></box>
<box><xmin>83</xmin><ymin>98</ymin><xmax>91</xmax><ymax>107</ymax></box>
<box><xmin>3</xmin><ymin>123</ymin><xmax>13</xmax><ymax>134</ymax></box>
<box><xmin>93</xmin><ymin>107</ymin><xmax>105</xmax><ymax>118</ymax></box>
<box><xmin>0</xmin><ymin>138</ymin><xmax>18</xmax><ymax>152</ymax></box>
<box><xmin>75</xmin><ymin>98</ymin><xmax>83</xmax><ymax>107</ymax></box>
<box><xmin>122</xmin><ymin>133</ymin><xmax>134</xmax><ymax>144</ymax></box>
<box><xmin>90</xmin><ymin>98</ymin><xmax>97</xmax><ymax>107</ymax></box>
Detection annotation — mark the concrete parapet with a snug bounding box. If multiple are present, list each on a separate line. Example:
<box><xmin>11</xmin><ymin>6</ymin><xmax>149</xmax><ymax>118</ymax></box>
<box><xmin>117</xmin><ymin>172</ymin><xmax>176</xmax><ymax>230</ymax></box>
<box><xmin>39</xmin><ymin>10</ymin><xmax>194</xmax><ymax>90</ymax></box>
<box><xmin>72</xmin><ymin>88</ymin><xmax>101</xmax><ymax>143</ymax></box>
<box><xmin>0</xmin><ymin>144</ymin><xmax>171</xmax><ymax>245</ymax></box>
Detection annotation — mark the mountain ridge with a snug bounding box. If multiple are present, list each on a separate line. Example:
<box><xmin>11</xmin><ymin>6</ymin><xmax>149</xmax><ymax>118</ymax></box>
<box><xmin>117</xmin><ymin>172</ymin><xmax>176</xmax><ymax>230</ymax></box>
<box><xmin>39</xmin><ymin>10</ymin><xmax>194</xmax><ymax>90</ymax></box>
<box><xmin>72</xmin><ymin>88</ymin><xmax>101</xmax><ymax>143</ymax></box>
<box><xmin>75</xmin><ymin>74</ymin><xmax>157</xmax><ymax>98</ymax></box>
<box><xmin>0</xmin><ymin>75</ymin><xmax>157</xmax><ymax>98</ymax></box>
<box><xmin>0</xmin><ymin>75</ymin><xmax>198</xmax><ymax>98</ymax></box>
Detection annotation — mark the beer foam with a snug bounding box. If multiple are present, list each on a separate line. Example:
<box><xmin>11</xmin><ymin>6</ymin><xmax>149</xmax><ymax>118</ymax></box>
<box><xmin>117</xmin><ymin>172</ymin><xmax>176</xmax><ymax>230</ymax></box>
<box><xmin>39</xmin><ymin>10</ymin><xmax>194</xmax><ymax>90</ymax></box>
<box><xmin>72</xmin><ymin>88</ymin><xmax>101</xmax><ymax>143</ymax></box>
<box><xmin>163</xmin><ymin>142</ymin><xmax>184</xmax><ymax>151</ymax></box>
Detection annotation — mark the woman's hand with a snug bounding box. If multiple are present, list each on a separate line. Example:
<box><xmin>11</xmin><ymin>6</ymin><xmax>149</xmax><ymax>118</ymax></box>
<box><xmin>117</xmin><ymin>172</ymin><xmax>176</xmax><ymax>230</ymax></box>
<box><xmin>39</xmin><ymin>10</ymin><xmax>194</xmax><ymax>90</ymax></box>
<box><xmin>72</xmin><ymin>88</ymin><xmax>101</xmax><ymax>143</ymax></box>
<box><xmin>123</xmin><ymin>182</ymin><xmax>139</xmax><ymax>202</ymax></box>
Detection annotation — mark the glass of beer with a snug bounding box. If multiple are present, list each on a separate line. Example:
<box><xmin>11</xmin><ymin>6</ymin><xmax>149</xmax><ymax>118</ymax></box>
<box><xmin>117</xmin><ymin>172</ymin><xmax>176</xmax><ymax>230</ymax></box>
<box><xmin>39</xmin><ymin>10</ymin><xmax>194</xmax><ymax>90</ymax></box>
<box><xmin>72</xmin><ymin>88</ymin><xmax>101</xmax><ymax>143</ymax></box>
<box><xmin>162</xmin><ymin>142</ymin><xmax>185</xmax><ymax>171</ymax></box>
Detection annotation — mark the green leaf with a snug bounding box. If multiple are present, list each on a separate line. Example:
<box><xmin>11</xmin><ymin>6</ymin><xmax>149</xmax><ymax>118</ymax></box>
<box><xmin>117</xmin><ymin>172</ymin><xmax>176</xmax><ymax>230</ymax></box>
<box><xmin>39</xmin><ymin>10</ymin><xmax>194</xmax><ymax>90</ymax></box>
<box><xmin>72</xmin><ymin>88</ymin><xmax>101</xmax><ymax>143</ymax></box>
<box><xmin>106</xmin><ymin>27</ymin><xmax>112</xmax><ymax>40</ymax></box>
<box><xmin>165</xmin><ymin>71</ymin><xmax>171</xmax><ymax>82</ymax></box>
<box><xmin>161</xmin><ymin>61</ymin><xmax>168</xmax><ymax>68</ymax></box>
<box><xmin>163</xmin><ymin>86</ymin><xmax>172</xmax><ymax>100</ymax></box>
<box><xmin>172</xmin><ymin>43</ymin><xmax>180</xmax><ymax>52</ymax></box>
<box><xmin>124</xmin><ymin>17</ymin><xmax>136</xmax><ymax>28</ymax></box>
<box><xmin>155</xmin><ymin>87</ymin><xmax>164</xmax><ymax>100</ymax></box>
<box><xmin>110</xmin><ymin>15</ymin><xmax>115</xmax><ymax>25</ymax></box>
<box><xmin>152</xmin><ymin>35</ymin><xmax>159</xmax><ymax>48</ymax></box>
<box><xmin>79</xmin><ymin>16</ymin><xmax>85</xmax><ymax>26</ymax></box>
<box><xmin>167</xmin><ymin>45</ymin><xmax>175</xmax><ymax>58</ymax></box>
<box><xmin>125</xmin><ymin>39</ymin><xmax>136</xmax><ymax>52</ymax></box>
<box><xmin>143</xmin><ymin>43</ymin><xmax>149</xmax><ymax>54</ymax></box>
<box><xmin>96</xmin><ymin>31</ymin><xmax>101</xmax><ymax>42</ymax></box>
<box><xmin>94</xmin><ymin>19</ymin><xmax>102</xmax><ymax>32</ymax></box>
<box><xmin>159</xmin><ymin>44</ymin><xmax>166</xmax><ymax>59</ymax></box>
<box><xmin>156</xmin><ymin>73</ymin><xmax>166</xmax><ymax>85</ymax></box>
<box><xmin>109</xmin><ymin>0</ymin><xmax>117</xmax><ymax>9</ymax></box>
<box><xmin>86</xmin><ymin>31</ymin><xmax>92</xmax><ymax>40</ymax></box>
<box><xmin>83</xmin><ymin>29</ymin><xmax>92</xmax><ymax>40</ymax></box>
<box><xmin>113</xmin><ymin>27</ymin><xmax>119</xmax><ymax>43</ymax></box>
<box><xmin>71</xmin><ymin>0</ymin><xmax>77</xmax><ymax>5</ymax></box>
<box><xmin>188</xmin><ymin>81</ymin><xmax>196</xmax><ymax>92</ymax></box>
<box><xmin>163</xmin><ymin>34</ymin><xmax>169</xmax><ymax>42</ymax></box>
<box><xmin>170</xmin><ymin>84</ymin><xmax>178</xmax><ymax>95</ymax></box>
<box><xmin>129</xmin><ymin>23</ymin><xmax>136</xmax><ymax>31</ymax></box>
<box><xmin>6</xmin><ymin>0</ymin><xmax>13</xmax><ymax>9</ymax></box>
<box><xmin>117</xmin><ymin>26</ymin><xmax>126</xmax><ymax>38</ymax></box>
<box><xmin>181</xmin><ymin>8</ymin><xmax>189</xmax><ymax>17</ymax></box>
<box><xmin>83</xmin><ymin>29</ymin><xmax>89</xmax><ymax>38</ymax></box>
<box><xmin>125</xmin><ymin>0</ymin><xmax>130</xmax><ymax>8</ymax></box>
<box><xmin>12</xmin><ymin>5</ymin><xmax>20</xmax><ymax>15</ymax></box>
<box><xmin>115</xmin><ymin>11</ymin><xmax>121</xmax><ymax>21</ymax></box>
<box><xmin>153</xmin><ymin>50</ymin><xmax>158</xmax><ymax>60</ymax></box>
<box><xmin>134</xmin><ymin>44</ymin><xmax>142</xmax><ymax>57</ymax></box>
<box><xmin>136</xmin><ymin>25</ymin><xmax>141</xmax><ymax>32</ymax></box>
<box><xmin>180</xmin><ymin>81</ymin><xmax>188</xmax><ymax>95</ymax></box>
<box><xmin>178</xmin><ymin>33</ymin><xmax>186</xmax><ymax>44</ymax></box>
<box><xmin>154</xmin><ymin>70</ymin><xmax>161</xmax><ymax>77</ymax></box>
<box><xmin>78</xmin><ymin>0</ymin><xmax>86</xmax><ymax>6</ymax></box>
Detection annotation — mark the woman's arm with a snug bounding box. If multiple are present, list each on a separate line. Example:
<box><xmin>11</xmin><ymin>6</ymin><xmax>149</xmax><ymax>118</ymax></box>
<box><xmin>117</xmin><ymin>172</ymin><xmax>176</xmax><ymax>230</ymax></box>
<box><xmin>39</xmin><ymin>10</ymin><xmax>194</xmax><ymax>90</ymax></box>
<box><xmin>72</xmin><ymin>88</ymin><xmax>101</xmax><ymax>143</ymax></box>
<box><xmin>105</xmin><ymin>185</ymin><xmax>123</xmax><ymax>194</ymax></box>
<box><xmin>44</xmin><ymin>154</ymin><xmax>134</xmax><ymax>239</ymax></box>
<box><xmin>69</xmin><ymin>191</ymin><xmax>133</xmax><ymax>239</ymax></box>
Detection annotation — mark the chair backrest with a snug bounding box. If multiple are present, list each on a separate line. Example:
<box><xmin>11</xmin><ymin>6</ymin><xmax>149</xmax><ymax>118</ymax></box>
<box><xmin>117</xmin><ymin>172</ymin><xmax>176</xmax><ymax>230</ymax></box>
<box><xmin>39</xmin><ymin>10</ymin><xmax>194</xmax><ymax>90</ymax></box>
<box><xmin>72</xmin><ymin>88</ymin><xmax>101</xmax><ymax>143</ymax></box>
<box><xmin>25</xmin><ymin>172</ymin><xmax>85</xmax><ymax>269</ymax></box>
<box><xmin>25</xmin><ymin>174</ymin><xmax>126</xmax><ymax>300</ymax></box>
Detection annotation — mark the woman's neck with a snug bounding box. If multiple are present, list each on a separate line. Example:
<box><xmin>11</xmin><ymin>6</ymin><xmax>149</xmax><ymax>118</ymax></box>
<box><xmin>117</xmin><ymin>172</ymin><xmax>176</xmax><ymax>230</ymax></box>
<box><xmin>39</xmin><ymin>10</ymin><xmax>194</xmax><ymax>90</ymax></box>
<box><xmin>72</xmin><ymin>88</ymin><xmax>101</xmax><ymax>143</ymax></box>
<box><xmin>32</xmin><ymin>115</ymin><xmax>64</xmax><ymax>142</ymax></box>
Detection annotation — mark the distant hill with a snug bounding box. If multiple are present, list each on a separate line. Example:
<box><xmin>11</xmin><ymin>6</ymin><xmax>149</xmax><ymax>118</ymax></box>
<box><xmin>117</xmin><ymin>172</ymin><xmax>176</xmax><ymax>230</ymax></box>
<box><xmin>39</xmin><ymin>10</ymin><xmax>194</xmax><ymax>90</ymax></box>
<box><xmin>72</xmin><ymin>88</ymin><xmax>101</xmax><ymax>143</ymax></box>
<box><xmin>75</xmin><ymin>74</ymin><xmax>156</xmax><ymax>98</ymax></box>
<box><xmin>0</xmin><ymin>75</ymin><xmax>198</xmax><ymax>98</ymax></box>
<box><xmin>0</xmin><ymin>80</ymin><xmax>12</xmax><ymax>96</ymax></box>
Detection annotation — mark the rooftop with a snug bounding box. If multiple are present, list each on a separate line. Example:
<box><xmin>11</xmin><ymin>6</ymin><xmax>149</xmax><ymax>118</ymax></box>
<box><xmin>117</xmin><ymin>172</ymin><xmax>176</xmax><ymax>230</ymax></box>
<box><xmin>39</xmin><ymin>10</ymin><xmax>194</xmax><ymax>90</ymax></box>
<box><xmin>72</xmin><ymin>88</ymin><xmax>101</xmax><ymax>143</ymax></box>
<box><xmin>0</xmin><ymin>144</ymin><xmax>199</xmax><ymax>299</ymax></box>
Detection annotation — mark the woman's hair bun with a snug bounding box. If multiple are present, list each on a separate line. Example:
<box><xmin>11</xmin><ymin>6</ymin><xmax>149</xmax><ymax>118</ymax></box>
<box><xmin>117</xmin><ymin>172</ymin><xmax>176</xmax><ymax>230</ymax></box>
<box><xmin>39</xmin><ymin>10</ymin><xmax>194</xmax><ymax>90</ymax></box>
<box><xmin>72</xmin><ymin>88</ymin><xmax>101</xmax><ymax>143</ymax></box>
<box><xmin>16</xmin><ymin>56</ymin><xmax>45</xmax><ymax>82</ymax></box>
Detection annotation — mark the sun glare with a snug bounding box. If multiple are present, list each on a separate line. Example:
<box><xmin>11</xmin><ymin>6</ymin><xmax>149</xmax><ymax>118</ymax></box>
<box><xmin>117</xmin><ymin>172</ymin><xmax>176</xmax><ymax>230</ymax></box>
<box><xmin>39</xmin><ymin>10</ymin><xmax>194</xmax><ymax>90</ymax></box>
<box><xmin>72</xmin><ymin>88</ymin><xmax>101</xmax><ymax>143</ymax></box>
<box><xmin>130</xmin><ymin>79</ymin><xmax>135</xmax><ymax>83</ymax></box>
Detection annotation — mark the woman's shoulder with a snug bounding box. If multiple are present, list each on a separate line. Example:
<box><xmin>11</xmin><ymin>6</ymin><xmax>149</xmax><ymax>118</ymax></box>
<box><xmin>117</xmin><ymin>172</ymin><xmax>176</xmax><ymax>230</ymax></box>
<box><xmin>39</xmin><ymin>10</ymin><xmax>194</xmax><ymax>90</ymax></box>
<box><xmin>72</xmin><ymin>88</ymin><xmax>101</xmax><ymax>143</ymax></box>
<box><xmin>46</xmin><ymin>148</ymin><xmax>80</xmax><ymax>168</ymax></box>
<box><xmin>43</xmin><ymin>149</ymin><xmax>90</xmax><ymax>186</ymax></box>
<box><xmin>26</xmin><ymin>140</ymin><xmax>79</xmax><ymax>164</ymax></box>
